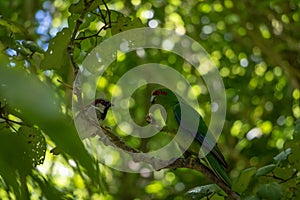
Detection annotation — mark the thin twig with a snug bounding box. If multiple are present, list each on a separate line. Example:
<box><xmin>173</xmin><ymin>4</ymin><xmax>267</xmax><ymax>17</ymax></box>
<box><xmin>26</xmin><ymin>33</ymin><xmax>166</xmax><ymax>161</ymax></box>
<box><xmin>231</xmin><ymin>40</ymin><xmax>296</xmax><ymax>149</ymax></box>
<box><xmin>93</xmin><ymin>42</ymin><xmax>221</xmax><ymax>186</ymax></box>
<box><xmin>57</xmin><ymin>79</ymin><xmax>73</xmax><ymax>89</ymax></box>
<box><xmin>74</xmin><ymin>25</ymin><xmax>108</xmax><ymax>41</ymax></box>
<box><xmin>68</xmin><ymin>0</ymin><xmax>94</xmax><ymax>74</ymax></box>
<box><xmin>0</xmin><ymin>116</ymin><xmax>23</xmax><ymax>126</ymax></box>
<box><xmin>68</xmin><ymin>0</ymin><xmax>95</xmax><ymax>111</ymax></box>
<box><xmin>68</xmin><ymin>0</ymin><xmax>112</xmax><ymax>111</ymax></box>
<box><xmin>102</xmin><ymin>0</ymin><xmax>111</xmax><ymax>27</ymax></box>
<box><xmin>75</xmin><ymin>2</ymin><xmax>111</xmax><ymax>42</ymax></box>
<box><xmin>278</xmin><ymin>170</ymin><xmax>298</xmax><ymax>184</ymax></box>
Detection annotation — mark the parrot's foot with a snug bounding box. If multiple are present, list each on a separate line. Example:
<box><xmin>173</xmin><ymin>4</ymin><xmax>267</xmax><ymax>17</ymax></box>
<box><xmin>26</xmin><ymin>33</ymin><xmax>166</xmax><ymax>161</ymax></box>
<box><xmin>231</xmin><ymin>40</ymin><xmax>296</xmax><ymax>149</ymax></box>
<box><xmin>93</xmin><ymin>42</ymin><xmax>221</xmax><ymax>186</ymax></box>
<box><xmin>189</xmin><ymin>157</ymin><xmax>195</xmax><ymax>168</ymax></box>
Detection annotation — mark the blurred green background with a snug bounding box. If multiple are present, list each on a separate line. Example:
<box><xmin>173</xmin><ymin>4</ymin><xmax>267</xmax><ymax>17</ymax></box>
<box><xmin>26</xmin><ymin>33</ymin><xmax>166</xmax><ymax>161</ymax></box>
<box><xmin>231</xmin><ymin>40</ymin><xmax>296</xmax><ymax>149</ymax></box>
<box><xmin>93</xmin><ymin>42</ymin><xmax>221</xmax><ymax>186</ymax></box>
<box><xmin>0</xmin><ymin>0</ymin><xmax>299</xmax><ymax>199</ymax></box>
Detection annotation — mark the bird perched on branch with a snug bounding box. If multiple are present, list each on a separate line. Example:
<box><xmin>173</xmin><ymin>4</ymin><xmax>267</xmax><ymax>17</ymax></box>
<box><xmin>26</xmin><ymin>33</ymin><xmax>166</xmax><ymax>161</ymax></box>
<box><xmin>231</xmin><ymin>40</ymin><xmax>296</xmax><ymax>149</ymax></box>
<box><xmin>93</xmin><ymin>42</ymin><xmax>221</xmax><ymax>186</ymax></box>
<box><xmin>92</xmin><ymin>98</ymin><xmax>112</xmax><ymax>121</ymax></box>
<box><xmin>149</xmin><ymin>88</ymin><xmax>231</xmax><ymax>186</ymax></box>
<box><xmin>74</xmin><ymin>98</ymin><xmax>112</xmax><ymax>139</ymax></box>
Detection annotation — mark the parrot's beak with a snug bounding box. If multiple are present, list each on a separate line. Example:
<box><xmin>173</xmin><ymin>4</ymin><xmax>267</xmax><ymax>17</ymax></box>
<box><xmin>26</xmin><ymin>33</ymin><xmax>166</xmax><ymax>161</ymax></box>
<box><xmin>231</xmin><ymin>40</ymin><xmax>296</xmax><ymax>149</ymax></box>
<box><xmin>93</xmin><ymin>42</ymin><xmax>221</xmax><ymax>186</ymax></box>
<box><xmin>146</xmin><ymin>114</ymin><xmax>153</xmax><ymax>124</ymax></box>
<box><xmin>146</xmin><ymin>114</ymin><xmax>152</xmax><ymax>124</ymax></box>
<box><xmin>150</xmin><ymin>95</ymin><xmax>156</xmax><ymax>104</ymax></box>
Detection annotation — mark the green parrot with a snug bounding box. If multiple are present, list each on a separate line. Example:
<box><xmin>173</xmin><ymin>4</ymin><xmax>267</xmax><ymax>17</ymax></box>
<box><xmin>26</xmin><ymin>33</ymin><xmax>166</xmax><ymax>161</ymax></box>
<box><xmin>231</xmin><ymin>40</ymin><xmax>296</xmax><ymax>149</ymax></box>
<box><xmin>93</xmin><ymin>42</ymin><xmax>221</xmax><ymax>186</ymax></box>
<box><xmin>150</xmin><ymin>88</ymin><xmax>231</xmax><ymax>187</ymax></box>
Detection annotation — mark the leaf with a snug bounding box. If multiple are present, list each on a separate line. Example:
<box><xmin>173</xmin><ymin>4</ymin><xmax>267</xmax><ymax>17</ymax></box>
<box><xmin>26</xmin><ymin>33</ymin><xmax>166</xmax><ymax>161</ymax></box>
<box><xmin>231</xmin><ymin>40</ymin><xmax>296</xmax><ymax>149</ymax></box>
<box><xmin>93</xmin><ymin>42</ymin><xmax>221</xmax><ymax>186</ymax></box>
<box><xmin>293</xmin><ymin>118</ymin><xmax>300</xmax><ymax>140</ymax></box>
<box><xmin>111</xmin><ymin>15</ymin><xmax>144</xmax><ymax>35</ymax></box>
<box><xmin>0</xmin><ymin>128</ymin><xmax>23</xmax><ymax>199</ymax></box>
<box><xmin>284</xmin><ymin>120</ymin><xmax>300</xmax><ymax>170</ymax></box>
<box><xmin>0</xmin><ymin>25</ymin><xmax>15</xmax><ymax>47</ymax></box>
<box><xmin>255</xmin><ymin>164</ymin><xmax>276</xmax><ymax>177</ymax></box>
<box><xmin>68</xmin><ymin>13</ymin><xmax>81</xmax><ymax>30</ymax></box>
<box><xmin>80</xmin><ymin>14</ymin><xmax>97</xmax><ymax>30</ymax></box>
<box><xmin>287</xmin><ymin>145</ymin><xmax>300</xmax><ymax>170</ymax></box>
<box><xmin>50</xmin><ymin>147</ymin><xmax>61</xmax><ymax>155</ymax></box>
<box><xmin>281</xmin><ymin>178</ymin><xmax>297</xmax><ymax>199</ymax></box>
<box><xmin>273</xmin><ymin>148</ymin><xmax>291</xmax><ymax>164</ymax></box>
<box><xmin>97</xmin><ymin>10</ymin><xmax>121</xmax><ymax>24</ymax></box>
<box><xmin>273</xmin><ymin>167</ymin><xmax>295</xmax><ymax>180</ymax></box>
<box><xmin>32</xmin><ymin>175</ymin><xmax>70</xmax><ymax>199</ymax></box>
<box><xmin>69</xmin><ymin>0</ymin><xmax>85</xmax><ymax>14</ymax></box>
<box><xmin>243</xmin><ymin>196</ymin><xmax>260</xmax><ymax>200</ymax></box>
<box><xmin>16</xmin><ymin>43</ymin><xmax>32</xmax><ymax>56</ymax></box>
<box><xmin>0</xmin><ymin>17</ymin><xmax>26</xmax><ymax>34</ymax></box>
<box><xmin>69</xmin><ymin>0</ymin><xmax>112</xmax><ymax>14</ymax></box>
<box><xmin>232</xmin><ymin>167</ymin><xmax>256</xmax><ymax>193</ymax></box>
<box><xmin>80</xmin><ymin>36</ymin><xmax>94</xmax><ymax>52</ymax></box>
<box><xmin>0</xmin><ymin>67</ymin><xmax>61</xmax><ymax>121</ymax></box>
<box><xmin>185</xmin><ymin>184</ymin><xmax>222</xmax><ymax>199</ymax></box>
<box><xmin>0</xmin><ymin>67</ymin><xmax>99</xmax><ymax>186</ymax></box>
<box><xmin>22</xmin><ymin>41</ymin><xmax>44</xmax><ymax>54</ymax></box>
<box><xmin>19</xmin><ymin>126</ymin><xmax>46</xmax><ymax>167</ymax></box>
<box><xmin>256</xmin><ymin>182</ymin><xmax>282</xmax><ymax>200</ymax></box>
<box><xmin>41</xmin><ymin>28</ymin><xmax>71</xmax><ymax>70</ymax></box>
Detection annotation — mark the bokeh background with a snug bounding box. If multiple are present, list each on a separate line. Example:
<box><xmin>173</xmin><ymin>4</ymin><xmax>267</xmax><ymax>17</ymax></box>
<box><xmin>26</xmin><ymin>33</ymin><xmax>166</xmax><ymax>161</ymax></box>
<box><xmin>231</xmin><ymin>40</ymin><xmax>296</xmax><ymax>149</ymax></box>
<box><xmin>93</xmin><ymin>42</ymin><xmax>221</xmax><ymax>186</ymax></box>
<box><xmin>0</xmin><ymin>0</ymin><xmax>299</xmax><ymax>199</ymax></box>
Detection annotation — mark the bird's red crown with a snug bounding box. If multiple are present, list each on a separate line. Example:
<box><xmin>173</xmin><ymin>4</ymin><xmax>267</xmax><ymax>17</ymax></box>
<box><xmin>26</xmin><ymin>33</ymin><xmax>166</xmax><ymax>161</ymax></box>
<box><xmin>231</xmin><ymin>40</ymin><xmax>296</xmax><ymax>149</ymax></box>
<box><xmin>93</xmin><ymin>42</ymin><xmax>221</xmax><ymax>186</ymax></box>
<box><xmin>152</xmin><ymin>90</ymin><xmax>167</xmax><ymax>96</ymax></box>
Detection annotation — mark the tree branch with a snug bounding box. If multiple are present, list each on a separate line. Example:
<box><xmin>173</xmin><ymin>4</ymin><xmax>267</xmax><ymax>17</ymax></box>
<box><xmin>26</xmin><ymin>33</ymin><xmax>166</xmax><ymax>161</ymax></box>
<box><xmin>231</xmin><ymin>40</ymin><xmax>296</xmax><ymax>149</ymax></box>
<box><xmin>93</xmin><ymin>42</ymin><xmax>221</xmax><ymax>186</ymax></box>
<box><xmin>67</xmin><ymin>0</ymin><xmax>95</xmax><ymax>75</ymax></box>
<box><xmin>98</xmin><ymin>126</ymin><xmax>240</xmax><ymax>200</ymax></box>
<box><xmin>67</xmin><ymin>1</ymin><xmax>239</xmax><ymax>198</ymax></box>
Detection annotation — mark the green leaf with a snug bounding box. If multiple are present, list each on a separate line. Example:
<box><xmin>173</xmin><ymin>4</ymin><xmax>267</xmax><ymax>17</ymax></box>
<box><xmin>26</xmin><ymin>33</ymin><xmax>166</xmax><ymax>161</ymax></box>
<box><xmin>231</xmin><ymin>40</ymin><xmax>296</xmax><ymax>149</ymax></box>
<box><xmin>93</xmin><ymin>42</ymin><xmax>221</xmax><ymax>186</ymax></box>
<box><xmin>185</xmin><ymin>184</ymin><xmax>222</xmax><ymax>199</ymax></box>
<box><xmin>243</xmin><ymin>196</ymin><xmax>260</xmax><ymax>200</ymax></box>
<box><xmin>19</xmin><ymin>126</ymin><xmax>46</xmax><ymax>167</ymax></box>
<box><xmin>0</xmin><ymin>25</ymin><xmax>15</xmax><ymax>47</ymax></box>
<box><xmin>232</xmin><ymin>167</ymin><xmax>256</xmax><ymax>193</ymax></box>
<box><xmin>0</xmin><ymin>128</ymin><xmax>22</xmax><ymax>199</ymax></box>
<box><xmin>0</xmin><ymin>127</ymin><xmax>43</xmax><ymax>198</ymax></box>
<box><xmin>0</xmin><ymin>18</ymin><xmax>26</xmax><ymax>34</ymax></box>
<box><xmin>273</xmin><ymin>148</ymin><xmax>291</xmax><ymax>164</ymax></box>
<box><xmin>256</xmin><ymin>182</ymin><xmax>282</xmax><ymax>200</ymax></box>
<box><xmin>32</xmin><ymin>175</ymin><xmax>70</xmax><ymax>199</ymax></box>
<box><xmin>0</xmin><ymin>66</ymin><xmax>99</xmax><ymax>186</ymax></box>
<box><xmin>69</xmin><ymin>0</ymin><xmax>112</xmax><ymax>14</ymax></box>
<box><xmin>0</xmin><ymin>67</ymin><xmax>60</xmax><ymax>121</ymax></box>
<box><xmin>79</xmin><ymin>14</ymin><xmax>97</xmax><ymax>30</ymax></box>
<box><xmin>273</xmin><ymin>167</ymin><xmax>295</xmax><ymax>180</ymax></box>
<box><xmin>69</xmin><ymin>0</ymin><xmax>85</xmax><ymax>14</ymax></box>
<box><xmin>284</xmin><ymin>120</ymin><xmax>300</xmax><ymax>170</ymax></box>
<box><xmin>288</xmin><ymin>146</ymin><xmax>300</xmax><ymax>170</ymax></box>
<box><xmin>22</xmin><ymin>41</ymin><xmax>44</xmax><ymax>54</ymax></box>
<box><xmin>255</xmin><ymin>164</ymin><xmax>276</xmax><ymax>177</ymax></box>
<box><xmin>50</xmin><ymin>147</ymin><xmax>61</xmax><ymax>155</ymax></box>
<box><xmin>41</xmin><ymin>28</ymin><xmax>71</xmax><ymax>70</ymax></box>
<box><xmin>98</xmin><ymin>10</ymin><xmax>122</xmax><ymax>24</ymax></box>
<box><xmin>80</xmin><ymin>36</ymin><xmax>94</xmax><ymax>52</ymax></box>
<box><xmin>111</xmin><ymin>15</ymin><xmax>144</xmax><ymax>35</ymax></box>
<box><xmin>15</xmin><ymin>43</ymin><xmax>32</xmax><ymax>56</ymax></box>
<box><xmin>281</xmin><ymin>177</ymin><xmax>297</xmax><ymax>199</ymax></box>
<box><xmin>68</xmin><ymin>13</ymin><xmax>80</xmax><ymax>30</ymax></box>
<box><xmin>293</xmin><ymin>119</ymin><xmax>300</xmax><ymax>140</ymax></box>
<box><xmin>0</xmin><ymin>25</ymin><xmax>8</xmax><ymax>37</ymax></box>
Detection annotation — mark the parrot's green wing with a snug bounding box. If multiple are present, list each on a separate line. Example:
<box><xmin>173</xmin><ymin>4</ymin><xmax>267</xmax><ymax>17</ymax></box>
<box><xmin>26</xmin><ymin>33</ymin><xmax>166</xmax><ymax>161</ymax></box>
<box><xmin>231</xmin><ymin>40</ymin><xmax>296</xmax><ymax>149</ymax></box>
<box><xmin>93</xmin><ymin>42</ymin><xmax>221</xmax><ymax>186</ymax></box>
<box><xmin>173</xmin><ymin>103</ymin><xmax>232</xmax><ymax>186</ymax></box>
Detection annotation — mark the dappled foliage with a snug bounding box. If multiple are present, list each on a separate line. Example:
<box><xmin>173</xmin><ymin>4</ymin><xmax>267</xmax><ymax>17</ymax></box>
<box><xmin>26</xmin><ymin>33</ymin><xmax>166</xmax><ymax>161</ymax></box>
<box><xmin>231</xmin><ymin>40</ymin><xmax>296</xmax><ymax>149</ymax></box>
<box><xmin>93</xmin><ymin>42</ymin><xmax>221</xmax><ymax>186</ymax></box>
<box><xmin>0</xmin><ymin>0</ymin><xmax>300</xmax><ymax>199</ymax></box>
